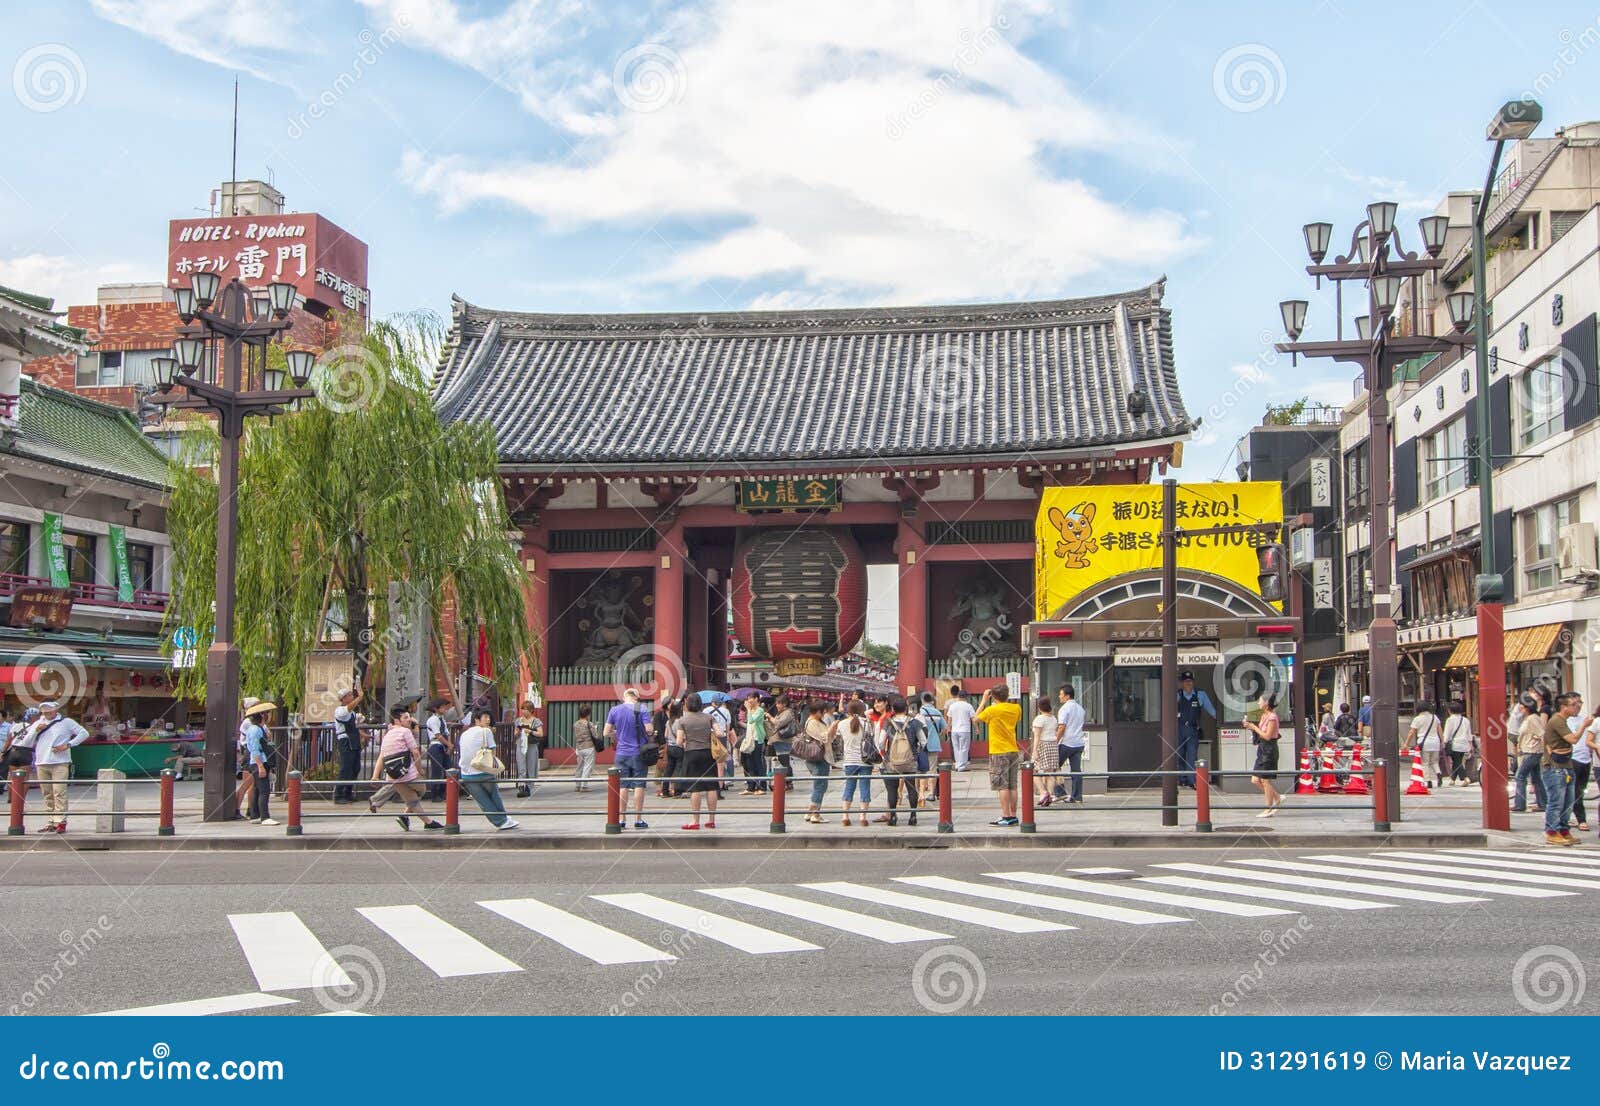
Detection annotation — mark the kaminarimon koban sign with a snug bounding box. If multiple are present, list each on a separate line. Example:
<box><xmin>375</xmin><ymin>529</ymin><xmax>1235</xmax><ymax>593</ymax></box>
<box><xmin>730</xmin><ymin>528</ymin><xmax>867</xmax><ymax>677</ymax></box>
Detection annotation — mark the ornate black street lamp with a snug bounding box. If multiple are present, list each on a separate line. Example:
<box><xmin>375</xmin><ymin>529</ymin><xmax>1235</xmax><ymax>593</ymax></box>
<box><xmin>156</xmin><ymin>275</ymin><xmax>316</xmax><ymax>821</ymax></box>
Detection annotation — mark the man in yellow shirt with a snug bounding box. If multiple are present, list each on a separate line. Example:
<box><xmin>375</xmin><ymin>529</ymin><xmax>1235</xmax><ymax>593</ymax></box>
<box><xmin>976</xmin><ymin>685</ymin><xmax>1024</xmax><ymax>826</ymax></box>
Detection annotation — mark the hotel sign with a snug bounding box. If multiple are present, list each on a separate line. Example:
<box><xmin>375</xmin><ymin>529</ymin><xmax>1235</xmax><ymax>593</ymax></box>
<box><xmin>736</xmin><ymin>478</ymin><xmax>840</xmax><ymax>513</ymax></box>
<box><xmin>167</xmin><ymin>212</ymin><xmax>369</xmax><ymax>316</ymax></box>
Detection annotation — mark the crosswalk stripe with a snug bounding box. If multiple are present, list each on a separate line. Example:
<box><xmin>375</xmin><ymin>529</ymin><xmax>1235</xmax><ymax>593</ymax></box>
<box><xmin>802</xmin><ymin>882</ymin><xmax>1075</xmax><ymax>933</ymax></box>
<box><xmin>357</xmin><ymin>905</ymin><xmax>524</xmax><ymax>978</ymax></box>
<box><xmin>90</xmin><ymin>992</ymin><xmax>299</xmax><ymax>1017</ymax></box>
<box><xmin>1151</xmin><ymin>862</ymin><xmax>1486</xmax><ymax>903</ymax></box>
<box><xmin>1446</xmin><ymin>848</ymin><xmax>1600</xmax><ymax>869</ymax></box>
<box><xmin>894</xmin><ymin>875</ymin><xmax>1187</xmax><ymax>925</ymax></box>
<box><xmin>593</xmin><ymin>893</ymin><xmax>822</xmax><ymax>954</ymax></box>
<box><xmin>699</xmin><ymin>888</ymin><xmax>949</xmax><ymax>943</ymax></box>
<box><xmin>1138</xmin><ymin>875</ymin><xmax>1394</xmax><ymax>911</ymax></box>
<box><xmin>988</xmin><ymin>871</ymin><xmax>1296</xmax><ymax>917</ymax></box>
<box><xmin>1068</xmin><ymin>867</ymin><xmax>1135</xmax><ymax>875</ymax></box>
<box><xmin>1386</xmin><ymin>850</ymin><xmax>1600</xmax><ymax>882</ymax></box>
<box><xmin>1255</xmin><ymin>857</ymin><xmax>1572</xmax><ymax>898</ymax></box>
<box><xmin>478</xmin><ymin>898</ymin><xmax>675</xmax><ymax>965</ymax></box>
<box><xmin>1306</xmin><ymin>854</ymin><xmax>1598</xmax><ymax>893</ymax></box>
<box><xmin>228</xmin><ymin>912</ymin><xmax>352</xmax><ymax>992</ymax></box>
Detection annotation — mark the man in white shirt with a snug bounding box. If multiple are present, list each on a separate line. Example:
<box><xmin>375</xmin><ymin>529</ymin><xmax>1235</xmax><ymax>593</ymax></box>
<box><xmin>25</xmin><ymin>701</ymin><xmax>89</xmax><ymax>834</ymax></box>
<box><xmin>1052</xmin><ymin>684</ymin><xmax>1087</xmax><ymax>803</ymax></box>
<box><xmin>944</xmin><ymin>687</ymin><xmax>976</xmax><ymax>771</ymax></box>
<box><xmin>423</xmin><ymin>698</ymin><xmax>453</xmax><ymax>801</ymax></box>
<box><xmin>332</xmin><ymin>687</ymin><xmax>363</xmax><ymax>804</ymax></box>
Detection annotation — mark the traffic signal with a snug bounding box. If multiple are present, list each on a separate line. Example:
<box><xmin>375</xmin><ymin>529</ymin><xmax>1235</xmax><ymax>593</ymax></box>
<box><xmin>1257</xmin><ymin>543</ymin><xmax>1287</xmax><ymax>602</ymax></box>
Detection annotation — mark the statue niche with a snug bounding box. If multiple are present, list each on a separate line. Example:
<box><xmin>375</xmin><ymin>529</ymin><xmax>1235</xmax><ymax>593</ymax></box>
<box><xmin>575</xmin><ymin>573</ymin><xmax>652</xmax><ymax>664</ymax></box>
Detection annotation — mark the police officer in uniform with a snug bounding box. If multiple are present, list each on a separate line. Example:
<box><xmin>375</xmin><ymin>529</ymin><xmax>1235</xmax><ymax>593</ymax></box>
<box><xmin>1175</xmin><ymin>670</ymin><xmax>1217</xmax><ymax>788</ymax></box>
<box><xmin>332</xmin><ymin>687</ymin><xmax>364</xmax><ymax>804</ymax></box>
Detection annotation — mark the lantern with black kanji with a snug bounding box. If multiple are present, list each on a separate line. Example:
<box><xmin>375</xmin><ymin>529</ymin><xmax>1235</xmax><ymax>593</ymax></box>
<box><xmin>730</xmin><ymin>528</ymin><xmax>867</xmax><ymax>677</ymax></box>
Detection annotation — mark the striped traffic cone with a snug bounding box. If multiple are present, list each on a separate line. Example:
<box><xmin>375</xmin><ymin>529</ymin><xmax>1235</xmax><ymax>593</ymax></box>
<box><xmin>1295</xmin><ymin>746</ymin><xmax>1317</xmax><ymax>794</ymax></box>
<box><xmin>1404</xmin><ymin>753</ymin><xmax>1431</xmax><ymax>796</ymax></box>
<box><xmin>1343</xmin><ymin>742</ymin><xmax>1370</xmax><ymax>795</ymax></box>
<box><xmin>1317</xmin><ymin>743</ymin><xmax>1342</xmax><ymax>793</ymax></box>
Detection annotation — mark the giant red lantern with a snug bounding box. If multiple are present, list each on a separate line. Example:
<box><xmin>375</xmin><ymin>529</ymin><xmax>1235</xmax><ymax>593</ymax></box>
<box><xmin>730</xmin><ymin>528</ymin><xmax>867</xmax><ymax>677</ymax></box>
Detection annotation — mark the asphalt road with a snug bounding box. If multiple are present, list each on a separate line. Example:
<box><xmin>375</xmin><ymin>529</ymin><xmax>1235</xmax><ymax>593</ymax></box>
<box><xmin>0</xmin><ymin>844</ymin><xmax>1594</xmax><ymax>1016</ymax></box>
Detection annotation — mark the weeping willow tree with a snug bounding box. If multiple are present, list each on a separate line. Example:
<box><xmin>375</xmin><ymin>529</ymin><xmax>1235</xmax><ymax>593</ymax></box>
<box><xmin>164</xmin><ymin>312</ymin><xmax>535</xmax><ymax>710</ymax></box>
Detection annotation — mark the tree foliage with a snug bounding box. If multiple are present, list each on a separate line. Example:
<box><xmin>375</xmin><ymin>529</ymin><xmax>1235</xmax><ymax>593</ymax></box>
<box><xmin>164</xmin><ymin>313</ymin><xmax>534</xmax><ymax>710</ymax></box>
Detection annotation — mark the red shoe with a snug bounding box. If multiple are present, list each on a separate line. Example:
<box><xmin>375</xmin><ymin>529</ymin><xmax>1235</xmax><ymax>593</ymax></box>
<box><xmin>53</xmin><ymin>823</ymin><xmax>65</xmax><ymax>835</ymax></box>
<box><xmin>681</xmin><ymin>822</ymin><xmax>700</xmax><ymax>830</ymax></box>
<box><xmin>704</xmin><ymin>820</ymin><xmax>716</xmax><ymax>829</ymax></box>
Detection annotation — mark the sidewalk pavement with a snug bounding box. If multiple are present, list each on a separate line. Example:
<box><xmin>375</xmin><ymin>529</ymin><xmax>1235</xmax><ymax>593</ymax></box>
<box><xmin>0</xmin><ymin>765</ymin><xmax>1543</xmax><ymax>850</ymax></box>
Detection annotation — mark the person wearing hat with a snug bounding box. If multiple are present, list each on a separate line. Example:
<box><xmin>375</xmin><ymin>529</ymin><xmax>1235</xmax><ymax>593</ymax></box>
<box><xmin>236</xmin><ymin>697</ymin><xmax>262</xmax><ymax>820</ymax></box>
<box><xmin>1358</xmin><ymin>694</ymin><xmax>1373</xmax><ymax>741</ymax></box>
<box><xmin>242</xmin><ymin>698</ymin><xmax>279</xmax><ymax>826</ymax></box>
<box><xmin>332</xmin><ymin>687</ymin><xmax>364</xmax><ymax>804</ymax></box>
<box><xmin>24</xmin><ymin>701</ymin><xmax>90</xmax><ymax>834</ymax></box>
<box><xmin>1176</xmin><ymin>672</ymin><xmax>1216</xmax><ymax>789</ymax></box>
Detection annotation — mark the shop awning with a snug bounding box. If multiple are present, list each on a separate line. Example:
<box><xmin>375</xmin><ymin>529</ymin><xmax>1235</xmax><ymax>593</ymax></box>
<box><xmin>1441</xmin><ymin>623</ymin><xmax>1566</xmax><ymax>669</ymax></box>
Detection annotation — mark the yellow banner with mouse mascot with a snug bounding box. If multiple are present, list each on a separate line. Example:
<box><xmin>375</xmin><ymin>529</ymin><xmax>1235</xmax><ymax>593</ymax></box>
<box><xmin>1034</xmin><ymin>482</ymin><xmax>1284</xmax><ymax>620</ymax></box>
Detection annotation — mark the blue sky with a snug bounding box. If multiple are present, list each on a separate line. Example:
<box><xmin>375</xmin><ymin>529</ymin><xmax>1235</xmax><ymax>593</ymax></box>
<box><xmin>4</xmin><ymin>0</ymin><xmax>1599</xmax><ymax>507</ymax></box>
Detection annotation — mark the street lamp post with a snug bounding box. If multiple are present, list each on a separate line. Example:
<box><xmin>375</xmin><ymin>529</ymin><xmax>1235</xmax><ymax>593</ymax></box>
<box><xmin>1471</xmin><ymin>100</ymin><xmax>1543</xmax><ymax>832</ymax></box>
<box><xmin>154</xmin><ymin>275</ymin><xmax>317</xmax><ymax>822</ymax></box>
<box><xmin>1276</xmin><ymin>208</ymin><xmax>1471</xmax><ymax>816</ymax></box>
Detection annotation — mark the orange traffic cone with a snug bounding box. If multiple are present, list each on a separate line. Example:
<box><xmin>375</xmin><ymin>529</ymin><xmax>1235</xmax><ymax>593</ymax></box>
<box><xmin>1295</xmin><ymin>746</ymin><xmax>1317</xmax><ymax>794</ymax></box>
<box><xmin>1317</xmin><ymin>743</ymin><xmax>1342</xmax><ymax>793</ymax></box>
<box><xmin>1344</xmin><ymin>742</ymin><xmax>1370</xmax><ymax>795</ymax></box>
<box><xmin>1404</xmin><ymin>753</ymin><xmax>1431</xmax><ymax>796</ymax></box>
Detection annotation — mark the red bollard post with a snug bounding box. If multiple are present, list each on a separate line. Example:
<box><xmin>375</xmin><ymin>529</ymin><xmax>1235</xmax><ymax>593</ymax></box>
<box><xmin>444</xmin><ymin>769</ymin><xmax>460</xmax><ymax>835</ymax></box>
<box><xmin>1373</xmin><ymin>759</ymin><xmax>1392</xmax><ymax>832</ymax></box>
<box><xmin>938</xmin><ymin>760</ymin><xmax>953</xmax><ymax>834</ymax></box>
<box><xmin>1019</xmin><ymin>760</ymin><xmax>1036</xmax><ymax>834</ymax></box>
<box><xmin>604</xmin><ymin>767</ymin><xmax>622</xmax><ymax>835</ymax></box>
<box><xmin>770</xmin><ymin>766</ymin><xmax>787</xmax><ymax>833</ymax></box>
<box><xmin>1195</xmin><ymin>759</ymin><xmax>1212</xmax><ymax>833</ymax></box>
<box><xmin>286</xmin><ymin>771</ymin><xmax>303</xmax><ymax>836</ymax></box>
<box><xmin>8</xmin><ymin>769</ymin><xmax>25</xmax><ymax>836</ymax></box>
<box><xmin>158</xmin><ymin>769</ymin><xmax>175</xmax><ymax>837</ymax></box>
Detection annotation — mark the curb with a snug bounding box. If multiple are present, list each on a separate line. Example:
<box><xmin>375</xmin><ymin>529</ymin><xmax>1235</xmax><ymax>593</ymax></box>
<box><xmin>0</xmin><ymin>830</ymin><xmax>1492</xmax><ymax>852</ymax></box>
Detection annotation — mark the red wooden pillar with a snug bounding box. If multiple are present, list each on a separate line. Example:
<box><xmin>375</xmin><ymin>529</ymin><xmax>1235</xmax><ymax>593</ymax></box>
<box><xmin>653</xmin><ymin>521</ymin><xmax>688</xmax><ymax>697</ymax></box>
<box><xmin>521</xmin><ymin>529</ymin><xmax>550</xmax><ymax>705</ymax></box>
<box><xmin>1477</xmin><ymin>601</ymin><xmax>1509</xmax><ymax>831</ymax></box>
<box><xmin>895</xmin><ymin>513</ymin><xmax>928</xmax><ymax>699</ymax></box>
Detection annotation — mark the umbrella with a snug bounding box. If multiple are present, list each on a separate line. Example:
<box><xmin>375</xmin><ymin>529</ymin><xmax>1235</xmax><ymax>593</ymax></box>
<box><xmin>694</xmin><ymin>689</ymin><xmax>731</xmax><ymax>704</ymax></box>
<box><xmin>728</xmin><ymin>687</ymin><xmax>765</xmax><ymax>699</ymax></box>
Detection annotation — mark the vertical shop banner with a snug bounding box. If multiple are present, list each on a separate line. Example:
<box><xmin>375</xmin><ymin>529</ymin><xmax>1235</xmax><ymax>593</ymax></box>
<box><xmin>42</xmin><ymin>512</ymin><xmax>69</xmax><ymax>588</ymax></box>
<box><xmin>1034</xmin><ymin>482</ymin><xmax>1285</xmax><ymax>620</ymax></box>
<box><xmin>109</xmin><ymin>525</ymin><xmax>134</xmax><ymax>602</ymax></box>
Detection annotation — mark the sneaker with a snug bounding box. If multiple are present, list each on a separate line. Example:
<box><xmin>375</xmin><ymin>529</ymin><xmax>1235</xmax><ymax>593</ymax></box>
<box><xmin>396</xmin><ymin>816</ymin><xmax>411</xmax><ymax>831</ymax></box>
<box><xmin>497</xmin><ymin>819</ymin><xmax>521</xmax><ymax>831</ymax></box>
<box><xmin>250</xmin><ymin>817</ymin><xmax>263</xmax><ymax>825</ymax></box>
<box><xmin>258</xmin><ymin>818</ymin><xmax>280</xmax><ymax>827</ymax></box>
<box><xmin>422</xmin><ymin>820</ymin><xmax>445</xmax><ymax>831</ymax></box>
<box><xmin>634</xmin><ymin>820</ymin><xmax>649</xmax><ymax>829</ymax></box>
<box><xmin>989</xmin><ymin>816</ymin><xmax>1019</xmax><ymax>827</ymax></box>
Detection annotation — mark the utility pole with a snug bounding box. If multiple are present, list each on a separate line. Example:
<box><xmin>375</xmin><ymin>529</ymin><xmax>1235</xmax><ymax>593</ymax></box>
<box><xmin>1160</xmin><ymin>478</ymin><xmax>1178</xmax><ymax>827</ymax></box>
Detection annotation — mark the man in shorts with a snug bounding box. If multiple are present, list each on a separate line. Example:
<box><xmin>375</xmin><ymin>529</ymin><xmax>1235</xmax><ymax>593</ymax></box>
<box><xmin>605</xmin><ymin>688</ymin><xmax>652</xmax><ymax>829</ymax></box>
<box><xmin>976</xmin><ymin>684</ymin><xmax>1024</xmax><ymax>826</ymax></box>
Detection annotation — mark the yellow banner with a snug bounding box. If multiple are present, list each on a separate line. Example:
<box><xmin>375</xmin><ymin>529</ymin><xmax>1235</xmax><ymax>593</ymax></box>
<box><xmin>1034</xmin><ymin>482</ymin><xmax>1284</xmax><ymax>620</ymax></box>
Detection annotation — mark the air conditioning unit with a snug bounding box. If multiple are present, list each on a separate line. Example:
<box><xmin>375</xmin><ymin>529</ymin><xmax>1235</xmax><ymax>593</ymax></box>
<box><xmin>1033</xmin><ymin>645</ymin><xmax>1059</xmax><ymax>659</ymax></box>
<box><xmin>1559</xmin><ymin>522</ymin><xmax>1599</xmax><ymax>581</ymax></box>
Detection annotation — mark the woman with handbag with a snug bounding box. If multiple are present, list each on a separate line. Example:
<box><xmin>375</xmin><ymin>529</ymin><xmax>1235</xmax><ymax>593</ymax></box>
<box><xmin>368</xmin><ymin>705</ymin><xmax>444</xmax><ymax>831</ymax></box>
<box><xmin>739</xmin><ymin>696</ymin><xmax>771</xmax><ymax>795</ymax></box>
<box><xmin>837</xmin><ymin>700</ymin><xmax>875</xmax><ymax>827</ymax></box>
<box><xmin>800</xmin><ymin>700</ymin><xmax>837</xmax><ymax>823</ymax></box>
<box><xmin>674</xmin><ymin>693</ymin><xmax>720</xmax><ymax>830</ymax></box>
<box><xmin>458</xmin><ymin>707</ymin><xmax>520</xmax><ymax>831</ymax></box>
<box><xmin>572</xmin><ymin>705</ymin><xmax>600</xmax><ymax>792</ymax></box>
<box><xmin>1444</xmin><ymin>700</ymin><xmax>1476</xmax><ymax>787</ymax></box>
<box><xmin>769</xmin><ymin>694</ymin><xmax>798</xmax><ymax>793</ymax></box>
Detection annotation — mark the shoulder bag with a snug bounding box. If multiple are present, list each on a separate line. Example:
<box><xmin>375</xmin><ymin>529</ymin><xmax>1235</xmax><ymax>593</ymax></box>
<box><xmin>637</xmin><ymin>709</ymin><xmax>661</xmax><ymax>767</ymax></box>
<box><xmin>469</xmin><ymin>729</ymin><xmax>505</xmax><ymax>775</ymax></box>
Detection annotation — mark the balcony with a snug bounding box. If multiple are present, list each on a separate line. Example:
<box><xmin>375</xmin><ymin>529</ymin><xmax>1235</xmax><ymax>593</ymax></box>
<box><xmin>0</xmin><ymin>573</ymin><xmax>169</xmax><ymax>613</ymax></box>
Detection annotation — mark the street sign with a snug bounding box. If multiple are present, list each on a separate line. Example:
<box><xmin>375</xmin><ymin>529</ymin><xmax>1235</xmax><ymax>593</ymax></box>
<box><xmin>1309</xmin><ymin>457</ymin><xmax>1332</xmax><ymax>507</ymax></box>
<box><xmin>1312</xmin><ymin>557</ymin><xmax>1334</xmax><ymax>610</ymax></box>
<box><xmin>172</xmin><ymin>648</ymin><xmax>197</xmax><ymax>670</ymax></box>
<box><xmin>1005</xmin><ymin>671</ymin><xmax>1022</xmax><ymax>698</ymax></box>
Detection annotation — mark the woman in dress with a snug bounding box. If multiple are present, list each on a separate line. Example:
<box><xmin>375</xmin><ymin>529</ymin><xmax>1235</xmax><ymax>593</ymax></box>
<box><xmin>1030</xmin><ymin>697</ymin><xmax>1059</xmax><ymax>808</ymax></box>
<box><xmin>1243</xmin><ymin>692</ymin><xmax>1282</xmax><ymax>818</ymax></box>
<box><xmin>673</xmin><ymin>693</ymin><xmax>719</xmax><ymax>830</ymax></box>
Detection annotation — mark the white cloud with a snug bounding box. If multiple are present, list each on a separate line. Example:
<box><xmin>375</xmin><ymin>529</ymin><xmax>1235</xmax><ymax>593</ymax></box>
<box><xmin>394</xmin><ymin>0</ymin><xmax>1195</xmax><ymax>304</ymax></box>
<box><xmin>90</xmin><ymin>0</ymin><xmax>306</xmax><ymax>85</ymax></box>
<box><xmin>0</xmin><ymin>254</ymin><xmax>145</xmax><ymax>313</ymax></box>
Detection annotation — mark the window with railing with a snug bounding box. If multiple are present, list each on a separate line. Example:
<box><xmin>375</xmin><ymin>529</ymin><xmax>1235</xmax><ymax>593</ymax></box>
<box><xmin>62</xmin><ymin>532</ymin><xmax>96</xmax><ymax>587</ymax></box>
<box><xmin>1422</xmin><ymin>417</ymin><xmax>1468</xmax><ymax>501</ymax></box>
<box><xmin>128</xmin><ymin>542</ymin><xmax>156</xmax><ymax>592</ymax></box>
<box><xmin>1518</xmin><ymin>359</ymin><xmax>1566</xmax><ymax>450</ymax></box>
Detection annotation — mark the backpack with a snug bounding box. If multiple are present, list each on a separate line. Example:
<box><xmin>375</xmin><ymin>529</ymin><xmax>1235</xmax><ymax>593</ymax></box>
<box><xmin>886</xmin><ymin>717</ymin><xmax>918</xmax><ymax>773</ymax></box>
<box><xmin>855</xmin><ymin>720</ymin><xmax>883</xmax><ymax>766</ymax></box>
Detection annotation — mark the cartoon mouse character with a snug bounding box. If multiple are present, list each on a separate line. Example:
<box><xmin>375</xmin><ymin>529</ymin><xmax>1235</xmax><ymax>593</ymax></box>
<box><xmin>1048</xmin><ymin>502</ymin><xmax>1099</xmax><ymax>568</ymax></box>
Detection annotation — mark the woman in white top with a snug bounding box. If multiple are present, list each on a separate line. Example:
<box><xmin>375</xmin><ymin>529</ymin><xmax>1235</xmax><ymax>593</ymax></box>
<box><xmin>457</xmin><ymin>708</ymin><xmax>520</xmax><ymax>831</ymax></box>
<box><xmin>1443</xmin><ymin>700</ymin><xmax>1476</xmax><ymax>787</ymax></box>
<box><xmin>1571</xmin><ymin>712</ymin><xmax>1600</xmax><ymax>831</ymax></box>
<box><xmin>834</xmin><ymin>701</ymin><xmax>874</xmax><ymax>827</ymax></box>
<box><xmin>1031</xmin><ymin>698</ymin><xmax>1060</xmax><ymax>807</ymax></box>
<box><xmin>1408</xmin><ymin>702</ymin><xmax>1443</xmax><ymax>789</ymax></box>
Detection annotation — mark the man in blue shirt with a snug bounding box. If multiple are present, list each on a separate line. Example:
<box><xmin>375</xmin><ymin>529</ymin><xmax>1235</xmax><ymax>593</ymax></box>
<box><xmin>605</xmin><ymin>688</ymin><xmax>652</xmax><ymax>829</ymax></box>
<box><xmin>1358</xmin><ymin>695</ymin><xmax>1373</xmax><ymax>740</ymax></box>
<box><xmin>1176</xmin><ymin>671</ymin><xmax>1217</xmax><ymax>788</ymax></box>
